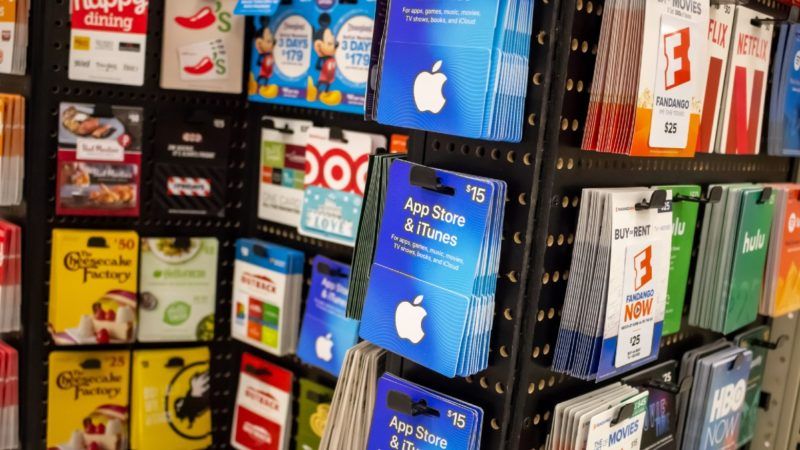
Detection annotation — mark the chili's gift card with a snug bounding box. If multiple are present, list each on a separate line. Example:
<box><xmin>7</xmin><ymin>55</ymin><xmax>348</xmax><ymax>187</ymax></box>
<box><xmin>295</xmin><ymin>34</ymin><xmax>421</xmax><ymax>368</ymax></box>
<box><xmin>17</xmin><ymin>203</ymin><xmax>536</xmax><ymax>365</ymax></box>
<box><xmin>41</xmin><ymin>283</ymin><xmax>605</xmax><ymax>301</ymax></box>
<box><xmin>47</xmin><ymin>350</ymin><xmax>130</xmax><ymax>450</ymax></box>
<box><xmin>49</xmin><ymin>229</ymin><xmax>139</xmax><ymax>346</ymax></box>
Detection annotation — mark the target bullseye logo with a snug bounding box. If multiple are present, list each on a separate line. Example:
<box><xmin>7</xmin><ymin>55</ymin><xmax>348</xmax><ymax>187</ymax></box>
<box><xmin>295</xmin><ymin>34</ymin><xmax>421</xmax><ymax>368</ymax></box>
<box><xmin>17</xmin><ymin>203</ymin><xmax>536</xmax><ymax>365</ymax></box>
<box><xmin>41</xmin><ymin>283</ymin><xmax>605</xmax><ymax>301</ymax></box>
<box><xmin>305</xmin><ymin>145</ymin><xmax>369</xmax><ymax>195</ymax></box>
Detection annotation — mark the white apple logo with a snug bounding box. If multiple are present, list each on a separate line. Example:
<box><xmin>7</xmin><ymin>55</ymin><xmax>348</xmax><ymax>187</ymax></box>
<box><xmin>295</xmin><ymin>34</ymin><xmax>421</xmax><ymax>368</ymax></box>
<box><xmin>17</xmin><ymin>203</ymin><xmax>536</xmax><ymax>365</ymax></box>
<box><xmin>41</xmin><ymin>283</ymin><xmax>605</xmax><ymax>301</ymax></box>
<box><xmin>315</xmin><ymin>333</ymin><xmax>334</xmax><ymax>362</ymax></box>
<box><xmin>414</xmin><ymin>61</ymin><xmax>448</xmax><ymax>114</ymax></box>
<box><xmin>395</xmin><ymin>295</ymin><xmax>427</xmax><ymax>344</ymax></box>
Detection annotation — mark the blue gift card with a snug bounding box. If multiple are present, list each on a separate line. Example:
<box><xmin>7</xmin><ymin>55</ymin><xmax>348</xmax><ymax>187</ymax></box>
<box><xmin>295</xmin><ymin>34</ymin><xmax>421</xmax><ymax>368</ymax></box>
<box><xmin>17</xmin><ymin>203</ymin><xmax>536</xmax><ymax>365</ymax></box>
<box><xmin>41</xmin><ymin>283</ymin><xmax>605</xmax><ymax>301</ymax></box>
<box><xmin>369</xmin><ymin>0</ymin><xmax>534</xmax><ymax>141</ymax></box>
<box><xmin>248</xmin><ymin>0</ymin><xmax>377</xmax><ymax>114</ymax></box>
<box><xmin>299</xmin><ymin>185</ymin><xmax>364</xmax><ymax>246</ymax></box>
<box><xmin>297</xmin><ymin>256</ymin><xmax>360</xmax><ymax>376</ymax></box>
<box><xmin>359</xmin><ymin>160</ymin><xmax>506</xmax><ymax>377</ymax></box>
<box><xmin>367</xmin><ymin>374</ymin><xmax>482</xmax><ymax>450</ymax></box>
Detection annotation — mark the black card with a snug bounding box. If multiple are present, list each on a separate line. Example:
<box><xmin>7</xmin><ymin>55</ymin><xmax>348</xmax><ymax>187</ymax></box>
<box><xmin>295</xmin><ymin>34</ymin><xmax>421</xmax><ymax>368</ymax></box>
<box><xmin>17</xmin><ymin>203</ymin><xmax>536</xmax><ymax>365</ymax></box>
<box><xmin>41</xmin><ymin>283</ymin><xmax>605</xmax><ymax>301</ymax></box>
<box><xmin>154</xmin><ymin>109</ymin><xmax>231</xmax><ymax>166</ymax></box>
<box><xmin>622</xmin><ymin>360</ymin><xmax>679</xmax><ymax>450</ymax></box>
<box><xmin>152</xmin><ymin>108</ymin><xmax>231</xmax><ymax>217</ymax></box>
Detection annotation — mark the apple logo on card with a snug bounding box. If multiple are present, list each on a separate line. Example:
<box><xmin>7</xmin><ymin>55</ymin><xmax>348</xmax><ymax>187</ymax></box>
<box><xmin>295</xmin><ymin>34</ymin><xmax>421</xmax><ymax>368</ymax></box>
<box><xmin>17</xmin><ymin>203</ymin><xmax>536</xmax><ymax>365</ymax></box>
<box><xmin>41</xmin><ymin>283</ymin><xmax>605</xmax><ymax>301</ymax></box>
<box><xmin>414</xmin><ymin>61</ymin><xmax>447</xmax><ymax>114</ymax></box>
<box><xmin>315</xmin><ymin>333</ymin><xmax>334</xmax><ymax>362</ymax></box>
<box><xmin>395</xmin><ymin>295</ymin><xmax>427</xmax><ymax>344</ymax></box>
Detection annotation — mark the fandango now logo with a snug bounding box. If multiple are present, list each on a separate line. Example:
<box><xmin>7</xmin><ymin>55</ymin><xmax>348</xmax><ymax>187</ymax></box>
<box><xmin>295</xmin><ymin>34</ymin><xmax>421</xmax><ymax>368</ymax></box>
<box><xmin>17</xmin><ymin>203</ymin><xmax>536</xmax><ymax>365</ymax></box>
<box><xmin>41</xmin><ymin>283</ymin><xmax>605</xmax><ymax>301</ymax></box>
<box><xmin>663</xmin><ymin>27</ymin><xmax>692</xmax><ymax>90</ymax></box>
<box><xmin>742</xmin><ymin>230</ymin><xmax>765</xmax><ymax>254</ymax></box>
<box><xmin>609</xmin><ymin>420</ymin><xmax>639</xmax><ymax>445</ymax></box>
<box><xmin>633</xmin><ymin>246</ymin><xmax>653</xmax><ymax>291</ymax></box>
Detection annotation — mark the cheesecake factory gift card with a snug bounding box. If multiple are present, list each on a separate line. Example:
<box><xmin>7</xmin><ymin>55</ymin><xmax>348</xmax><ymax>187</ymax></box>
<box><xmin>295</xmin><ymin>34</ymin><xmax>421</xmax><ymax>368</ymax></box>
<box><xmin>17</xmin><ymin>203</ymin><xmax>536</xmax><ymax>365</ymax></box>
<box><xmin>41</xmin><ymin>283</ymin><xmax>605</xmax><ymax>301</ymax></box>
<box><xmin>49</xmin><ymin>229</ymin><xmax>139</xmax><ymax>345</ymax></box>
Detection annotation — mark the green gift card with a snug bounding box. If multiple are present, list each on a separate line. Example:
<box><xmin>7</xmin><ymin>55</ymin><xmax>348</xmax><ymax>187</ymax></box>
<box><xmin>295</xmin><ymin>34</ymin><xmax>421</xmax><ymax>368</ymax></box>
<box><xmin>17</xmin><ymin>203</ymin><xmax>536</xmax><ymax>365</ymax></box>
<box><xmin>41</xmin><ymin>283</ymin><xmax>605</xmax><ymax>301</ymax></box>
<box><xmin>735</xmin><ymin>325</ymin><xmax>770</xmax><ymax>447</ymax></box>
<box><xmin>725</xmin><ymin>189</ymin><xmax>775</xmax><ymax>334</ymax></box>
<box><xmin>295</xmin><ymin>378</ymin><xmax>335</xmax><ymax>450</ymax></box>
<box><xmin>657</xmin><ymin>185</ymin><xmax>701</xmax><ymax>335</ymax></box>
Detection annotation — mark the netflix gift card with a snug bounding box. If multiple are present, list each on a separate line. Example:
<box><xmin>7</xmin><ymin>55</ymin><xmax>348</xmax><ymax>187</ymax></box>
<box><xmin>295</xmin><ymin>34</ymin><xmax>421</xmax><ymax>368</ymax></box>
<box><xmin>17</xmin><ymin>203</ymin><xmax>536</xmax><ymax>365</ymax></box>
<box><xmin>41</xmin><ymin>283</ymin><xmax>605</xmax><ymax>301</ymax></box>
<box><xmin>152</xmin><ymin>109</ymin><xmax>230</xmax><ymax>218</ymax></box>
<box><xmin>69</xmin><ymin>0</ymin><xmax>149</xmax><ymax>86</ymax></box>
<box><xmin>56</xmin><ymin>102</ymin><xmax>143</xmax><ymax>217</ymax></box>
<box><xmin>696</xmin><ymin>4</ymin><xmax>735</xmax><ymax>153</ymax></box>
<box><xmin>717</xmin><ymin>6</ymin><xmax>774</xmax><ymax>155</ymax></box>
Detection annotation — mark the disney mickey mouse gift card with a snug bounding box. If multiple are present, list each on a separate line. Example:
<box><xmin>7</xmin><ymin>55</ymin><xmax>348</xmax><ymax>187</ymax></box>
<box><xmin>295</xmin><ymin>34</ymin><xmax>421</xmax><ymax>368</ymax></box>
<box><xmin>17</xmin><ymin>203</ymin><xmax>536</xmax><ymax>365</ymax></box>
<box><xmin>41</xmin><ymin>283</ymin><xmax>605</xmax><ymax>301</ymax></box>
<box><xmin>247</xmin><ymin>1</ymin><xmax>377</xmax><ymax>114</ymax></box>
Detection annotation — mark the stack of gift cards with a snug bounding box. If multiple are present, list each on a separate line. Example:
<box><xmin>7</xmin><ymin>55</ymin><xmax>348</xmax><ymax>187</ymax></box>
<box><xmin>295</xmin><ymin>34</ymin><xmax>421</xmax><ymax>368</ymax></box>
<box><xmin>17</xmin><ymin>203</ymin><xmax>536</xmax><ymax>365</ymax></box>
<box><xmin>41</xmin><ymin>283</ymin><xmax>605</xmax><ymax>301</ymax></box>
<box><xmin>0</xmin><ymin>0</ymin><xmax>28</xmax><ymax>75</ymax></box>
<box><xmin>715</xmin><ymin>6</ymin><xmax>773</xmax><ymax>155</ymax></box>
<box><xmin>659</xmin><ymin>185</ymin><xmax>703</xmax><ymax>336</ymax></box>
<box><xmin>621</xmin><ymin>361</ymin><xmax>681</xmax><ymax>450</ymax></box>
<box><xmin>69</xmin><ymin>0</ymin><xmax>148</xmax><ymax>86</ymax></box>
<box><xmin>359</xmin><ymin>160</ymin><xmax>506</xmax><ymax>378</ymax></box>
<box><xmin>153</xmin><ymin>109</ymin><xmax>231</xmax><ymax>218</ymax></box>
<box><xmin>161</xmin><ymin>0</ymin><xmax>245</xmax><ymax>93</ymax></box>
<box><xmin>367</xmin><ymin>374</ymin><xmax>483</xmax><ymax>450</ymax></box>
<box><xmin>347</xmin><ymin>152</ymin><xmax>404</xmax><ymax>320</ymax></box>
<box><xmin>320</xmin><ymin>341</ymin><xmax>386</xmax><ymax>450</ymax></box>
<box><xmin>762</xmin><ymin>184</ymin><xmax>800</xmax><ymax>317</ymax></box>
<box><xmin>298</xmin><ymin>256</ymin><xmax>360</xmax><ymax>376</ymax></box>
<box><xmin>295</xmin><ymin>378</ymin><xmax>335</xmax><ymax>450</ymax></box>
<box><xmin>583</xmin><ymin>0</ymin><xmax>709</xmax><ymax>156</ymax></box>
<box><xmin>47</xmin><ymin>350</ymin><xmax>131</xmax><ymax>450</ymax></box>
<box><xmin>131</xmin><ymin>347</ymin><xmax>212</xmax><ymax>449</ymax></box>
<box><xmin>677</xmin><ymin>341</ymin><xmax>752</xmax><ymax>449</ymax></box>
<box><xmin>0</xmin><ymin>220</ymin><xmax>19</xmax><ymax>333</ymax></box>
<box><xmin>367</xmin><ymin>0</ymin><xmax>534</xmax><ymax>142</ymax></box>
<box><xmin>247</xmin><ymin>1</ymin><xmax>376</xmax><ymax>114</ymax></box>
<box><xmin>554</xmin><ymin>188</ymin><xmax>672</xmax><ymax>381</ymax></box>
<box><xmin>231</xmin><ymin>353</ymin><xmax>293</xmax><ymax>450</ymax></box>
<box><xmin>734</xmin><ymin>326</ymin><xmax>770</xmax><ymax>447</ymax></box>
<box><xmin>49</xmin><ymin>229</ymin><xmax>139</xmax><ymax>345</ymax></box>
<box><xmin>690</xmin><ymin>184</ymin><xmax>775</xmax><ymax>333</ymax></box>
<box><xmin>696</xmin><ymin>3</ymin><xmax>735</xmax><ymax>154</ymax></box>
<box><xmin>231</xmin><ymin>238</ymin><xmax>304</xmax><ymax>356</ymax></box>
<box><xmin>0</xmin><ymin>93</ymin><xmax>23</xmax><ymax>206</ymax></box>
<box><xmin>258</xmin><ymin>116</ymin><xmax>313</xmax><ymax>228</ymax></box>
<box><xmin>138</xmin><ymin>237</ymin><xmax>218</xmax><ymax>342</ymax></box>
<box><xmin>0</xmin><ymin>340</ymin><xmax>17</xmax><ymax>450</ymax></box>
<box><xmin>768</xmin><ymin>24</ymin><xmax>800</xmax><ymax>156</ymax></box>
<box><xmin>56</xmin><ymin>103</ymin><xmax>142</xmax><ymax>217</ymax></box>
<box><xmin>299</xmin><ymin>127</ymin><xmax>385</xmax><ymax>246</ymax></box>
<box><xmin>546</xmin><ymin>382</ymin><xmax>649</xmax><ymax>450</ymax></box>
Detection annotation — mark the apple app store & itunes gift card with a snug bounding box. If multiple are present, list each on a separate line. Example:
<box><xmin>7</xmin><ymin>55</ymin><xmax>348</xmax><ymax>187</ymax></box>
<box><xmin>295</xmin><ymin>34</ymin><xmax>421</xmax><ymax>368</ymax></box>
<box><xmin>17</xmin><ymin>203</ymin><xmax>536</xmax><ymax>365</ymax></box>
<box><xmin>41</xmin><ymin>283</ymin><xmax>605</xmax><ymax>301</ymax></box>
<box><xmin>367</xmin><ymin>373</ymin><xmax>483</xmax><ymax>450</ymax></box>
<box><xmin>297</xmin><ymin>255</ymin><xmax>361</xmax><ymax>377</ymax></box>
<box><xmin>231</xmin><ymin>238</ymin><xmax>304</xmax><ymax>356</ymax></box>
<box><xmin>366</xmin><ymin>0</ymin><xmax>535</xmax><ymax>142</ymax></box>
<box><xmin>546</xmin><ymin>382</ymin><xmax>648</xmax><ymax>450</ymax></box>
<box><xmin>554</xmin><ymin>188</ymin><xmax>673</xmax><ymax>381</ymax></box>
<box><xmin>359</xmin><ymin>160</ymin><xmax>506</xmax><ymax>378</ymax></box>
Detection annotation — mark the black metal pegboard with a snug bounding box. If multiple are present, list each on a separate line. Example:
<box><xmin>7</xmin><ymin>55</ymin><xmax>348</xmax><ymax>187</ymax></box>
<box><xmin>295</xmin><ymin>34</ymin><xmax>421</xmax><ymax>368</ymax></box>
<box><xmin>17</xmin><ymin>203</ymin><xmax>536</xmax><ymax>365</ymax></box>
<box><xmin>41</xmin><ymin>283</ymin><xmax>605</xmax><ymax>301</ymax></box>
<box><xmin>361</xmin><ymin>0</ymin><xmax>568</xmax><ymax>448</ymax></box>
<box><xmin>509</xmin><ymin>0</ymin><xmax>797</xmax><ymax>448</ymax></box>
<box><xmin>22</xmin><ymin>1</ymin><xmax>251</xmax><ymax>448</ymax></box>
